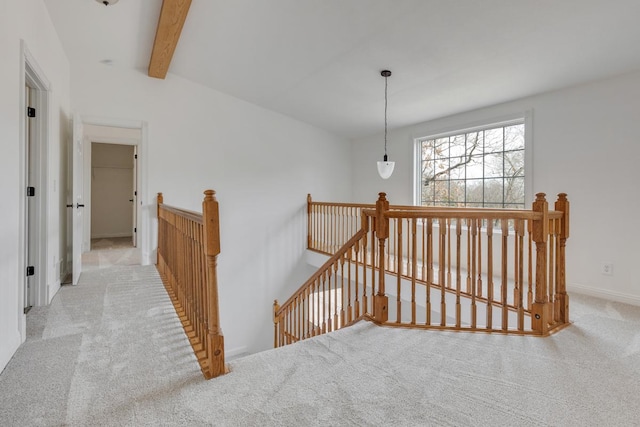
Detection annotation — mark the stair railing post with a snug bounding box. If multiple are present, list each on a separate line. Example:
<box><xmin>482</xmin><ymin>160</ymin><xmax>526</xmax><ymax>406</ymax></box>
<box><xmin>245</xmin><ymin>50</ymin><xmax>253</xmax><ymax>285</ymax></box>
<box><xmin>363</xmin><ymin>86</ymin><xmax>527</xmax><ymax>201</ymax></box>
<box><xmin>555</xmin><ymin>193</ymin><xmax>570</xmax><ymax>324</ymax></box>
<box><xmin>202</xmin><ymin>189</ymin><xmax>225</xmax><ymax>377</ymax></box>
<box><xmin>531</xmin><ymin>193</ymin><xmax>550</xmax><ymax>334</ymax></box>
<box><xmin>157</xmin><ymin>192</ymin><xmax>163</xmax><ymax>266</ymax></box>
<box><xmin>307</xmin><ymin>194</ymin><xmax>312</xmax><ymax>249</ymax></box>
<box><xmin>273</xmin><ymin>300</ymin><xmax>280</xmax><ymax>348</ymax></box>
<box><xmin>374</xmin><ymin>192</ymin><xmax>389</xmax><ymax>324</ymax></box>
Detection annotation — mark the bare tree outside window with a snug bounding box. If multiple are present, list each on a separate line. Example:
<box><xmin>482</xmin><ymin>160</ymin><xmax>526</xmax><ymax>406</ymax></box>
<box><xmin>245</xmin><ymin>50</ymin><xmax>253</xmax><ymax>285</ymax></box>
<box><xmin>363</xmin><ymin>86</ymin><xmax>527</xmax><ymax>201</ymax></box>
<box><xmin>419</xmin><ymin>122</ymin><xmax>525</xmax><ymax>208</ymax></box>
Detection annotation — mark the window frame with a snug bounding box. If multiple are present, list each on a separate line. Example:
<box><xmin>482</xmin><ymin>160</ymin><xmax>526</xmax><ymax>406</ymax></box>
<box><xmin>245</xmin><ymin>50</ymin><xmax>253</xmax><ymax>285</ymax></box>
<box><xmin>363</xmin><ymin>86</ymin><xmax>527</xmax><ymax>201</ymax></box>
<box><xmin>413</xmin><ymin>111</ymin><xmax>533</xmax><ymax>209</ymax></box>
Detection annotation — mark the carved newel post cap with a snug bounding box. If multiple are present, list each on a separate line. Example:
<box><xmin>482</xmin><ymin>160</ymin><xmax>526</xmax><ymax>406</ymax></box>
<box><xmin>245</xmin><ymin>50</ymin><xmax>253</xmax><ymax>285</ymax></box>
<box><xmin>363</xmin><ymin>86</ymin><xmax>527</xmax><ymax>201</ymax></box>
<box><xmin>557</xmin><ymin>193</ymin><xmax>568</xmax><ymax>201</ymax></box>
<box><xmin>204</xmin><ymin>189</ymin><xmax>216</xmax><ymax>200</ymax></box>
<box><xmin>535</xmin><ymin>193</ymin><xmax>546</xmax><ymax>201</ymax></box>
<box><xmin>378</xmin><ymin>192</ymin><xmax>387</xmax><ymax>201</ymax></box>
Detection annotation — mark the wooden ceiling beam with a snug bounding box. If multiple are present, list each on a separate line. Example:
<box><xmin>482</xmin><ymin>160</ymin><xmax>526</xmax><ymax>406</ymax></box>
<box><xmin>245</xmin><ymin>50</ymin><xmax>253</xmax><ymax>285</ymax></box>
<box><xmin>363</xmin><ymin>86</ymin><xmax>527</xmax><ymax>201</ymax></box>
<box><xmin>148</xmin><ymin>0</ymin><xmax>192</xmax><ymax>79</ymax></box>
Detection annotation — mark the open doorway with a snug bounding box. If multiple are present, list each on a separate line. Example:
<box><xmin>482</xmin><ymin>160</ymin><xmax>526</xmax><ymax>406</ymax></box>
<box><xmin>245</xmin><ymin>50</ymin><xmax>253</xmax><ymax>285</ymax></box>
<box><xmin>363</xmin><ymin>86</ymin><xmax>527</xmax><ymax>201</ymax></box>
<box><xmin>90</xmin><ymin>143</ymin><xmax>136</xmax><ymax>248</ymax></box>
<box><xmin>77</xmin><ymin>124</ymin><xmax>143</xmax><ymax>271</ymax></box>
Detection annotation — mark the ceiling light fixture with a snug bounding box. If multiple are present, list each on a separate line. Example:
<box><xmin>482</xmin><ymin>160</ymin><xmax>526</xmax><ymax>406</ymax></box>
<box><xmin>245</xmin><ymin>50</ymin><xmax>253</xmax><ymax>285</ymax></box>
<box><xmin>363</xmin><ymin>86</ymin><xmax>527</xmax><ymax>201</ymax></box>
<box><xmin>377</xmin><ymin>70</ymin><xmax>394</xmax><ymax>180</ymax></box>
<box><xmin>96</xmin><ymin>0</ymin><xmax>119</xmax><ymax>6</ymax></box>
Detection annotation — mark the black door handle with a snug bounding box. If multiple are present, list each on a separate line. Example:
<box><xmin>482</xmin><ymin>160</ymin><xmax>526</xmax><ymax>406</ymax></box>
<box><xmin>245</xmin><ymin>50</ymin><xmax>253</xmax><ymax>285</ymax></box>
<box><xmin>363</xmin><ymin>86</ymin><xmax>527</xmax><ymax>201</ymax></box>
<box><xmin>129</xmin><ymin>199</ymin><xmax>134</xmax><ymax>202</ymax></box>
<box><xmin>66</xmin><ymin>204</ymin><xmax>73</xmax><ymax>208</ymax></box>
<box><xmin>76</xmin><ymin>203</ymin><xmax>85</xmax><ymax>208</ymax></box>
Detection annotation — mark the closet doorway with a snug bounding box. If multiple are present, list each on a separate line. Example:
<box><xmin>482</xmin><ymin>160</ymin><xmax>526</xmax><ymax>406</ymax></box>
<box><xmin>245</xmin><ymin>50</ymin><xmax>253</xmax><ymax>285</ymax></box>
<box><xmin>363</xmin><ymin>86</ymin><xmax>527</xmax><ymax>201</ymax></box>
<box><xmin>90</xmin><ymin>143</ymin><xmax>136</xmax><ymax>247</ymax></box>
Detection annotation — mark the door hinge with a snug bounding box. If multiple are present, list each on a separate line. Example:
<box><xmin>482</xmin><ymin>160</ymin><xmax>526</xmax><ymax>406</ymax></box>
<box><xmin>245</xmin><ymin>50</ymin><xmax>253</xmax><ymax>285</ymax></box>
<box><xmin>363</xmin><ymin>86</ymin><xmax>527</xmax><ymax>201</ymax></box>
<box><xmin>134</xmin><ymin>191</ymin><xmax>137</xmax><ymax>196</ymax></box>
<box><xmin>26</xmin><ymin>266</ymin><xmax>35</xmax><ymax>276</ymax></box>
<box><xmin>27</xmin><ymin>107</ymin><xmax>36</xmax><ymax>117</ymax></box>
<box><xmin>27</xmin><ymin>187</ymin><xmax>35</xmax><ymax>197</ymax></box>
<box><xmin>134</xmin><ymin>154</ymin><xmax>138</xmax><ymax>159</ymax></box>
<box><xmin>134</xmin><ymin>227</ymin><xmax>137</xmax><ymax>233</ymax></box>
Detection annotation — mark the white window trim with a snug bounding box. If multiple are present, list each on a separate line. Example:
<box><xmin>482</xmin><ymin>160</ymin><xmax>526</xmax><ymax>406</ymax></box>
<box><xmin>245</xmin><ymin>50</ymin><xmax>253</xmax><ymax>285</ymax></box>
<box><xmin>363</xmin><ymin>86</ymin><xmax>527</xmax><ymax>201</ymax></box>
<box><xmin>413</xmin><ymin>110</ymin><xmax>533</xmax><ymax>208</ymax></box>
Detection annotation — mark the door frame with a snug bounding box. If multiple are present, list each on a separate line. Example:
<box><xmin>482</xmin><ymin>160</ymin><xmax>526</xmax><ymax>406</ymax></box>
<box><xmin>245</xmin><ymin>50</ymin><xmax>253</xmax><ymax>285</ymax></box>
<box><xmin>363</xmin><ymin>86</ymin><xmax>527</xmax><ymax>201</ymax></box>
<box><xmin>84</xmin><ymin>140</ymin><xmax>138</xmax><ymax>250</ymax></box>
<box><xmin>78</xmin><ymin>117</ymin><xmax>150</xmax><ymax>264</ymax></box>
<box><xmin>18</xmin><ymin>41</ymin><xmax>50</xmax><ymax>338</ymax></box>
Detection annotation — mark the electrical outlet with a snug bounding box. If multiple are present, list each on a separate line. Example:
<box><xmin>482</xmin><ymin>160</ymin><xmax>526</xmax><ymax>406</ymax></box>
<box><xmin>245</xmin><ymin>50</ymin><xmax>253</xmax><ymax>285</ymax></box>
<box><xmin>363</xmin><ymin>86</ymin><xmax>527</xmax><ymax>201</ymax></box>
<box><xmin>602</xmin><ymin>263</ymin><xmax>613</xmax><ymax>276</ymax></box>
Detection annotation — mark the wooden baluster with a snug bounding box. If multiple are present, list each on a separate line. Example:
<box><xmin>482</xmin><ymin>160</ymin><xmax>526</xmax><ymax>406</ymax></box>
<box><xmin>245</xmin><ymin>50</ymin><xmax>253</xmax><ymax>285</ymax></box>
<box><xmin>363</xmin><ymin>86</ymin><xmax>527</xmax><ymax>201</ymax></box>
<box><xmin>347</xmin><ymin>248</ymin><xmax>353</xmax><ymax>324</ymax></box>
<box><xmin>466</xmin><ymin>220</ymin><xmax>472</xmax><ymax>294</ymax></box>
<box><xmin>397</xmin><ymin>218</ymin><xmax>403</xmax><ymax>323</ymax></box>
<box><xmin>309</xmin><ymin>279</ymin><xmax>318</xmax><ymax>337</ymax></box>
<box><xmin>314</xmin><ymin>203</ymin><xmax>319</xmax><ymax>251</ymax></box>
<box><xmin>486</xmin><ymin>218</ymin><xmax>494</xmax><ymax>330</ymax></box>
<box><xmin>354</xmin><ymin>237</ymin><xmax>361</xmax><ymax>319</ymax></box>
<box><xmin>527</xmin><ymin>219</ymin><xmax>533</xmax><ymax>310</ymax></box>
<box><xmin>426</xmin><ymin>218</ymin><xmax>433</xmax><ymax>326</ymax></box>
<box><xmin>340</xmin><ymin>256</ymin><xmax>346</xmax><ymax>328</ymax></box>
<box><xmin>438</xmin><ymin>218</ymin><xmax>446</xmax><ymax>327</ymax></box>
<box><xmin>323</xmin><ymin>204</ymin><xmax>327</xmax><ymax>253</ymax></box>
<box><xmin>516</xmin><ymin>219</ymin><xmax>525</xmax><ymax>331</ymax></box>
<box><xmin>532</xmin><ymin>193</ymin><xmax>550</xmax><ymax>335</ymax></box>
<box><xmin>333</xmin><ymin>262</ymin><xmax>339</xmax><ymax>330</ymax></box>
<box><xmin>555</xmin><ymin>193</ymin><xmax>570</xmax><ymax>324</ymax></box>
<box><xmin>477</xmin><ymin>220</ymin><xmax>483</xmax><ymax>299</ymax></box>
<box><xmin>501</xmin><ymin>219</ymin><xmax>509</xmax><ymax>331</ymax></box>
<box><xmin>374</xmin><ymin>193</ymin><xmax>389</xmax><ymax>324</ymax></box>
<box><xmin>398</xmin><ymin>218</ymin><xmax>415</xmax><ymax>276</ymax></box>
<box><xmin>470</xmin><ymin>218</ymin><xmax>478</xmax><ymax>329</ymax></box>
<box><xmin>321</xmin><ymin>272</ymin><xmax>327</xmax><ymax>334</ymax></box>
<box><xmin>455</xmin><ymin>218</ymin><xmax>462</xmax><ymax>328</ymax></box>
<box><xmin>447</xmin><ymin>218</ymin><xmax>452</xmax><ymax>289</ymax></box>
<box><xmin>389</xmin><ymin>218</ymin><xmax>395</xmax><ymax>274</ymax></box>
<box><xmin>421</xmin><ymin>217</ymin><xmax>427</xmax><ymax>281</ymax></box>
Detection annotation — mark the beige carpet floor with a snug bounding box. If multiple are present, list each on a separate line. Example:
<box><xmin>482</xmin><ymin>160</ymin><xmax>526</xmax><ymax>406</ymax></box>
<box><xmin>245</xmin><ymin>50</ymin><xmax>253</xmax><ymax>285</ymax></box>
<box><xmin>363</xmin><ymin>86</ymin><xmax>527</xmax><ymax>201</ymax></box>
<box><xmin>1</xmin><ymin>251</ymin><xmax>639</xmax><ymax>426</ymax></box>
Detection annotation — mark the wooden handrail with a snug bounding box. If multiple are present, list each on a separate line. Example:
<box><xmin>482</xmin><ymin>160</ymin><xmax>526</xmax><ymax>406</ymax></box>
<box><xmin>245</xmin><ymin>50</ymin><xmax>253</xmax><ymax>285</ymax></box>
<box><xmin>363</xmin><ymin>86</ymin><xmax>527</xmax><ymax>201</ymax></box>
<box><xmin>279</xmin><ymin>191</ymin><xmax>571</xmax><ymax>347</ymax></box>
<box><xmin>274</xmin><ymin>221</ymin><xmax>374</xmax><ymax>347</ymax></box>
<box><xmin>156</xmin><ymin>190</ymin><xmax>226</xmax><ymax>379</ymax></box>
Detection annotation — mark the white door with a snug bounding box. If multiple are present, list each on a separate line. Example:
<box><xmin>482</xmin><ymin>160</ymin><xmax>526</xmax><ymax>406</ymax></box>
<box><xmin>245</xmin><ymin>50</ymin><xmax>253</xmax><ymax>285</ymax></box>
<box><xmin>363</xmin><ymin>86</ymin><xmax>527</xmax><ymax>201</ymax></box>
<box><xmin>72</xmin><ymin>114</ymin><xmax>84</xmax><ymax>285</ymax></box>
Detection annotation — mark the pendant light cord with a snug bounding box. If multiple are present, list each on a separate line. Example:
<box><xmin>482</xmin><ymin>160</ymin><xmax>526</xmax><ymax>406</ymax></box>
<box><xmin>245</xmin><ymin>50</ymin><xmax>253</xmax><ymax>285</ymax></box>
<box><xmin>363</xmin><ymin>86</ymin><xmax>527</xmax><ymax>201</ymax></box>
<box><xmin>384</xmin><ymin>74</ymin><xmax>388</xmax><ymax>158</ymax></box>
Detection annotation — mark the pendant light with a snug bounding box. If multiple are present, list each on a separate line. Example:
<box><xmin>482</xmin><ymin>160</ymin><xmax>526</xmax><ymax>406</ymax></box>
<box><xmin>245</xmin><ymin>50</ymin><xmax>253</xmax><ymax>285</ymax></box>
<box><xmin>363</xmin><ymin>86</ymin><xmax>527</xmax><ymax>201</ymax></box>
<box><xmin>377</xmin><ymin>70</ymin><xmax>394</xmax><ymax>179</ymax></box>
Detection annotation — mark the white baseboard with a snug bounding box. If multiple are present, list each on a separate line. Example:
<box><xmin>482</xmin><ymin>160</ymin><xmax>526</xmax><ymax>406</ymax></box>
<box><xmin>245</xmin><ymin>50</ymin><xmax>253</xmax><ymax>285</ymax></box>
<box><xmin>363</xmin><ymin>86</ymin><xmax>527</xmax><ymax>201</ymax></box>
<box><xmin>567</xmin><ymin>283</ymin><xmax>640</xmax><ymax>307</ymax></box>
<box><xmin>91</xmin><ymin>232</ymin><xmax>133</xmax><ymax>239</ymax></box>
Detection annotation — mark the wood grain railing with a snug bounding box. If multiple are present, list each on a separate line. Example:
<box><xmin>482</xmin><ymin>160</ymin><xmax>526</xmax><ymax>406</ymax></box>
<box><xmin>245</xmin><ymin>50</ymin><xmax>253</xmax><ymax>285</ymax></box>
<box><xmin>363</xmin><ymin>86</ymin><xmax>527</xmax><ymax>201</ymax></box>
<box><xmin>275</xmin><ymin>192</ymin><xmax>570</xmax><ymax>347</ymax></box>
<box><xmin>156</xmin><ymin>190</ymin><xmax>225</xmax><ymax>379</ymax></box>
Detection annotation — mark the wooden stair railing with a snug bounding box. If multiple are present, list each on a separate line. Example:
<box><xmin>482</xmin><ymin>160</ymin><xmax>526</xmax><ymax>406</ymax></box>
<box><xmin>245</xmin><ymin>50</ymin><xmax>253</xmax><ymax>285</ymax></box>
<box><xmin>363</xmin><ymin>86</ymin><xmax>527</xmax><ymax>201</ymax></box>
<box><xmin>156</xmin><ymin>190</ymin><xmax>225</xmax><ymax>379</ymax></box>
<box><xmin>275</xmin><ymin>192</ymin><xmax>570</xmax><ymax>347</ymax></box>
<box><xmin>274</xmin><ymin>224</ymin><xmax>375</xmax><ymax>347</ymax></box>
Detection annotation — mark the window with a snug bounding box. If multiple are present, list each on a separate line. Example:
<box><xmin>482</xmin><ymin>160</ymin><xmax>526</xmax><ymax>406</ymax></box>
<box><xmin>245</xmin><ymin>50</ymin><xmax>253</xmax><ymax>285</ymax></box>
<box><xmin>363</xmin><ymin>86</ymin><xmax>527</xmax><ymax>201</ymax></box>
<box><xmin>416</xmin><ymin>120</ymin><xmax>526</xmax><ymax>209</ymax></box>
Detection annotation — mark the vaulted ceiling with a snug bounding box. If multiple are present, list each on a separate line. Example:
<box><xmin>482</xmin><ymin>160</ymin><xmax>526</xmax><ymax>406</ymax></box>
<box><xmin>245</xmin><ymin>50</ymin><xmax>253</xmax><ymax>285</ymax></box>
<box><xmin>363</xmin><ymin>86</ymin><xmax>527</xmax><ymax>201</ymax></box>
<box><xmin>43</xmin><ymin>0</ymin><xmax>640</xmax><ymax>139</ymax></box>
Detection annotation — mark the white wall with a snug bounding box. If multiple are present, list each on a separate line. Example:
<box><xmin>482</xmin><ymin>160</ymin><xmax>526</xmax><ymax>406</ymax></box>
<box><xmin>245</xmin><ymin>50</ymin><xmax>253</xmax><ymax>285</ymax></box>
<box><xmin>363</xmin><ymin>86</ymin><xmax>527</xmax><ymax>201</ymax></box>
<box><xmin>71</xmin><ymin>62</ymin><xmax>352</xmax><ymax>354</ymax></box>
<box><xmin>352</xmin><ymin>71</ymin><xmax>640</xmax><ymax>306</ymax></box>
<box><xmin>91</xmin><ymin>143</ymin><xmax>134</xmax><ymax>239</ymax></box>
<box><xmin>0</xmin><ymin>0</ymin><xmax>71</xmax><ymax>372</ymax></box>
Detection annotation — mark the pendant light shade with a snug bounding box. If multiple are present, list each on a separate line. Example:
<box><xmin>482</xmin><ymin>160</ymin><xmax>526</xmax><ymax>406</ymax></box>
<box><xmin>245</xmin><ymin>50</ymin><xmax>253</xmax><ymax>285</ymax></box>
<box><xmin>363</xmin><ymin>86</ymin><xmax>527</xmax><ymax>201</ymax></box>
<box><xmin>377</xmin><ymin>156</ymin><xmax>395</xmax><ymax>180</ymax></box>
<box><xmin>378</xmin><ymin>70</ymin><xmax>394</xmax><ymax>179</ymax></box>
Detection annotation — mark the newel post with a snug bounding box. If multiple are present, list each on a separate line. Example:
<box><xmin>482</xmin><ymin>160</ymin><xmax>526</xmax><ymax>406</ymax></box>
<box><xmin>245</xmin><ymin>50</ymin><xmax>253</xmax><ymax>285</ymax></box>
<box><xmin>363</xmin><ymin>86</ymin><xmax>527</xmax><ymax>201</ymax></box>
<box><xmin>157</xmin><ymin>193</ymin><xmax>164</xmax><ymax>266</ymax></box>
<box><xmin>273</xmin><ymin>300</ymin><xmax>281</xmax><ymax>348</ymax></box>
<box><xmin>555</xmin><ymin>193</ymin><xmax>570</xmax><ymax>324</ymax></box>
<box><xmin>307</xmin><ymin>194</ymin><xmax>312</xmax><ymax>250</ymax></box>
<box><xmin>202</xmin><ymin>189</ymin><xmax>225</xmax><ymax>378</ymax></box>
<box><xmin>374</xmin><ymin>192</ymin><xmax>389</xmax><ymax>324</ymax></box>
<box><xmin>531</xmin><ymin>193</ymin><xmax>550</xmax><ymax>334</ymax></box>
